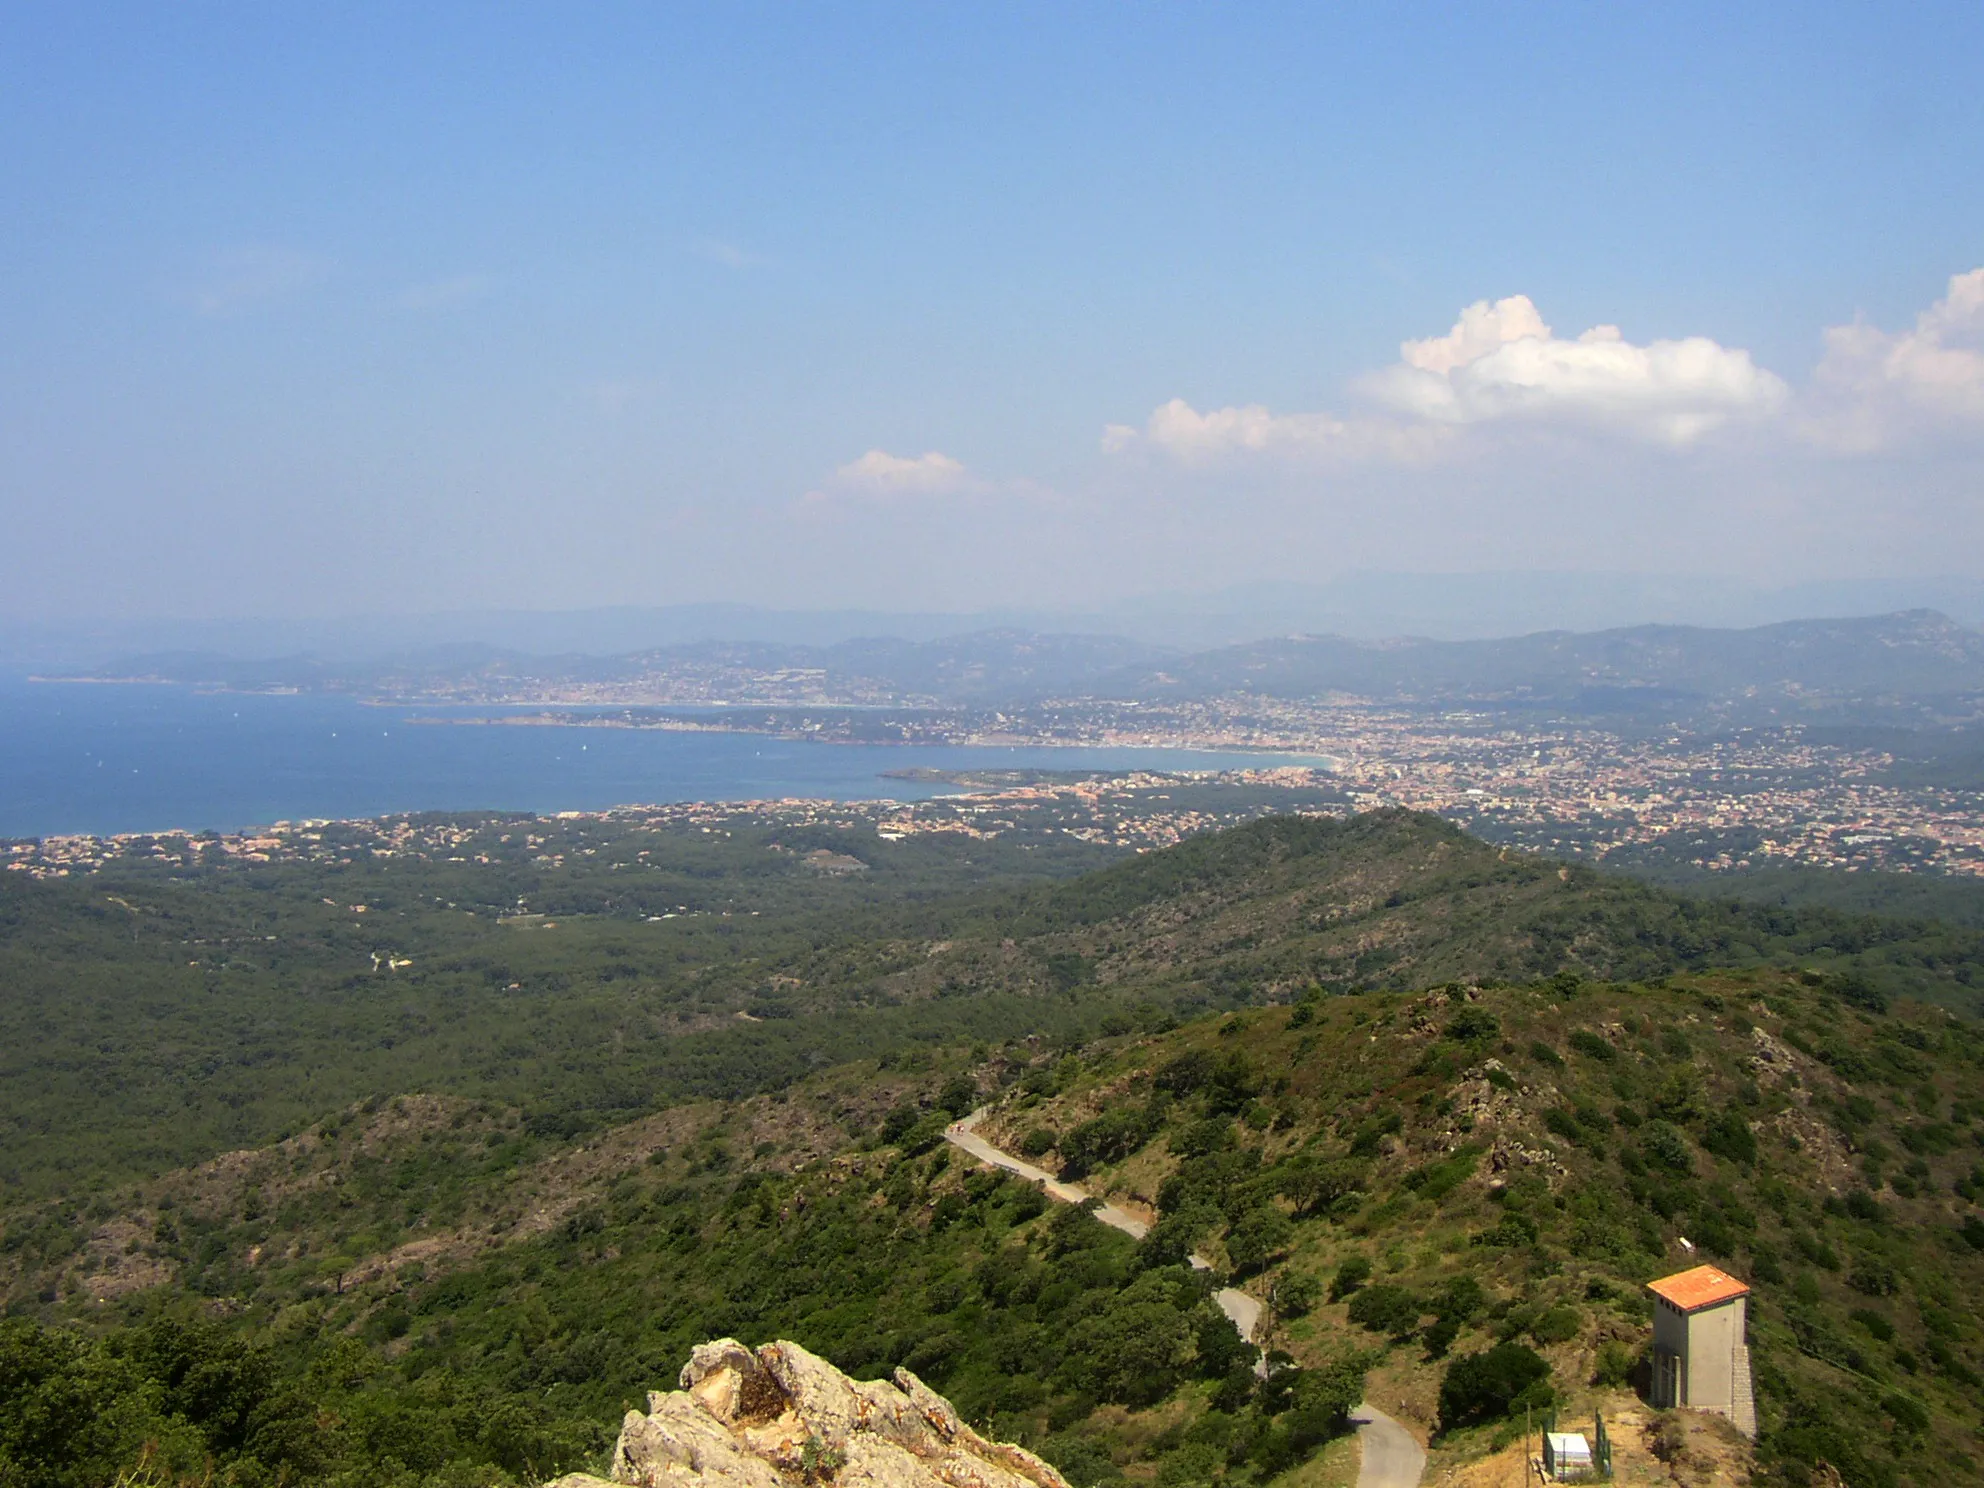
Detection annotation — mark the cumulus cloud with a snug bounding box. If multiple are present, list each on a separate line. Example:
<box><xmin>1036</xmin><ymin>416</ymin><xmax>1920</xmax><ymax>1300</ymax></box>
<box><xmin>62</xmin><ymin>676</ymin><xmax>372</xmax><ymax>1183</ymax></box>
<box><xmin>801</xmin><ymin>449</ymin><xmax>976</xmax><ymax>508</ymax></box>
<box><xmin>1102</xmin><ymin>400</ymin><xmax>1444</xmax><ymax>462</ymax></box>
<box><xmin>1107</xmin><ymin>291</ymin><xmax>1790</xmax><ymax>461</ymax></box>
<box><xmin>1366</xmin><ymin>298</ymin><xmax>1788</xmax><ymax>443</ymax></box>
<box><xmin>1396</xmin><ymin>293</ymin><xmax>1551</xmax><ymax>374</ymax></box>
<box><xmin>831</xmin><ymin>449</ymin><xmax>969</xmax><ymax>495</ymax></box>
<box><xmin>1808</xmin><ymin>268</ymin><xmax>1984</xmax><ymax>450</ymax></box>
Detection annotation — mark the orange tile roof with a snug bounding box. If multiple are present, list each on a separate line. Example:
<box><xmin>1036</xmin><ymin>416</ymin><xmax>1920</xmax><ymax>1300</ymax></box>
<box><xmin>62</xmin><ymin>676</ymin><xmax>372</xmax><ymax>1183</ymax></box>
<box><xmin>1647</xmin><ymin>1265</ymin><xmax>1751</xmax><ymax>1312</ymax></box>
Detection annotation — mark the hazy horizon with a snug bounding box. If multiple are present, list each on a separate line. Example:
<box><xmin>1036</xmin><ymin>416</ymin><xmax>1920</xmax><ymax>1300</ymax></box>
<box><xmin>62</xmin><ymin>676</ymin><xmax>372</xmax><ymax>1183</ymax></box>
<box><xmin>11</xmin><ymin>569</ymin><xmax>1984</xmax><ymax>669</ymax></box>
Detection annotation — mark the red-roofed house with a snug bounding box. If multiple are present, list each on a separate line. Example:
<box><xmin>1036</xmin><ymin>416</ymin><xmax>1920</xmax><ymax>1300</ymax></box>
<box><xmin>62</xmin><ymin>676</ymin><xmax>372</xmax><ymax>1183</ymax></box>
<box><xmin>1646</xmin><ymin>1266</ymin><xmax>1755</xmax><ymax>1437</ymax></box>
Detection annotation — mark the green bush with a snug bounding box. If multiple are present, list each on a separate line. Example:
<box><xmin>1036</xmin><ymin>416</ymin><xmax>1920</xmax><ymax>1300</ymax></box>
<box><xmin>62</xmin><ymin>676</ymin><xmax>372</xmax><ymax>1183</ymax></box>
<box><xmin>1421</xmin><ymin>1315</ymin><xmax>1461</xmax><ymax>1359</ymax></box>
<box><xmin>1882</xmin><ymin>1392</ymin><xmax>1930</xmax><ymax>1435</ymax></box>
<box><xmin>1851</xmin><ymin>1308</ymin><xmax>1895</xmax><ymax>1342</ymax></box>
<box><xmin>1568</xmin><ymin>1030</ymin><xmax>1616</xmax><ymax>1063</ymax></box>
<box><xmin>1348</xmin><ymin>1110</ymin><xmax>1404</xmax><ymax>1157</ymax></box>
<box><xmin>1849</xmin><ymin>1258</ymin><xmax>1899</xmax><ymax>1297</ymax></box>
<box><xmin>880</xmin><ymin>1103</ymin><xmax>924</xmax><ymax>1143</ymax></box>
<box><xmin>1702</xmin><ymin>1113</ymin><xmax>1757</xmax><ymax>1166</ymax></box>
<box><xmin>897</xmin><ymin>1112</ymin><xmax>952</xmax><ymax>1156</ymax></box>
<box><xmin>1059</xmin><ymin>1106</ymin><xmax>1156</xmax><ymax>1179</ymax></box>
<box><xmin>1172</xmin><ymin>1117</ymin><xmax>1234</xmax><ymax>1158</ymax></box>
<box><xmin>1061</xmin><ymin>1297</ymin><xmax>1197</xmax><ymax>1407</ymax></box>
<box><xmin>1272</xmin><ymin>1272</ymin><xmax>1322</xmax><ymax>1318</ymax></box>
<box><xmin>1529</xmin><ymin>1305</ymin><xmax>1581</xmax><ymax>1346</ymax></box>
<box><xmin>1593</xmin><ymin>1339</ymin><xmax>1635</xmax><ymax>1387</ymax></box>
<box><xmin>1639</xmin><ymin>1120</ymin><xmax>1693</xmax><ymax>1172</ymax></box>
<box><xmin>1281</xmin><ymin>1155</ymin><xmax>1370</xmax><ymax>1215</ymax></box>
<box><xmin>1154</xmin><ymin>1051</ymin><xmax>1214</xmax><ymax>1097</ymax></box>
<box><xmin>1020</xmin><ymin>1127</ymin><xmax>1058</xmax><ymax>1158</ymax></box>
<box><xmin>1041</xmin><ymin>1432</ymin><xmax>1123</xmax><ymax>1487</ymax></box>
<box><xmin>1347</xmin><ymin>1284</ymin><xmax>1424</xmax><ymax>1339</ymax></box>
<box><xmin>937</xmin><ymin>1075</ymin><xmax>980</xmax><ymax>1118</ymax></box>
<box><xmin>1444</xmin><ymin>1007</ymin><xmax>1499</xmax><ymax>1044</ymax></box>
<box><xmin>1225</xmin><ymin>1205</ymin><xmax>1295</xmax><ymax>1276</ymax></box>
<box><xmin>1329</xmin><ymin>1254</ymin><xmax>1372</xmax><ymax>1301</ymax></box>
<box><xmin>1437</xmin><ymin>1342</ymin><xmax>1553</xmax><ymax>1433</ymax></box>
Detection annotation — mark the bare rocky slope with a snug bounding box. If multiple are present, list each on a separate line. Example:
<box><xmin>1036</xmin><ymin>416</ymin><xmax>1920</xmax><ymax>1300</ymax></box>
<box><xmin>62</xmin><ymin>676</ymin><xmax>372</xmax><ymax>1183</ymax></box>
<box><xmin>546</xmin><ymin>1338</ymin><xmax>1071</xmax><ymax>1488</ymax></box>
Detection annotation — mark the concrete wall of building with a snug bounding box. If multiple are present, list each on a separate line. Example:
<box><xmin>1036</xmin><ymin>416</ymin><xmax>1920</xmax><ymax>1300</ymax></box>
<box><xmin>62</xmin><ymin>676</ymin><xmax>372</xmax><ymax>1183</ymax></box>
<box><xmin>1652</xmin><ymin>1298</ymin><xmax>1689</xmax><ymax>1405</ymax></box>
<box><xmin>1683</xmin><ymin>1297</ymin><xmax>1746</xmax><ymax>1414</ymax></box>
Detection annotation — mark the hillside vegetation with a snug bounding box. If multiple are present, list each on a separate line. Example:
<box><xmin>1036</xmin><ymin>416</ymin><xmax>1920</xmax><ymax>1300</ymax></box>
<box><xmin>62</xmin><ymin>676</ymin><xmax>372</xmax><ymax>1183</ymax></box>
<box><xmin>975</xmin><ymin>969</ymin><xmax>1984</xmax><ymax>1488</ymax></box>
<box><xmin>3</xmin><ymin>811</ymin><xmax>1983</xmax><ymax>1488</ymax></box>
<box><xmin>10</xmin><ymin>809</ymin><xmax>1983</xmax><ymax>1204</ymax></box>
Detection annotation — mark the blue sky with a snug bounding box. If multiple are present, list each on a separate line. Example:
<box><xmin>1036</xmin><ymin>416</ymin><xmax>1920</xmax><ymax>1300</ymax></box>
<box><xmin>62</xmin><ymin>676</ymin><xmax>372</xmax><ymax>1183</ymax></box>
<box><xmin>4</xmin><ymin>2</ymin><xmax>1982</xmax><ymax>618</ymax></box>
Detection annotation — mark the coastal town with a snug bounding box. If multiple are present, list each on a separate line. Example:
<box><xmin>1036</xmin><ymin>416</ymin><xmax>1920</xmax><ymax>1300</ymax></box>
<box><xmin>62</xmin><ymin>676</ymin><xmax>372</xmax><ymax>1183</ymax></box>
<box><xmin>8</xmin><ymin>700</ymin><xmax>1983</xmax><ymax>880</ymax></box>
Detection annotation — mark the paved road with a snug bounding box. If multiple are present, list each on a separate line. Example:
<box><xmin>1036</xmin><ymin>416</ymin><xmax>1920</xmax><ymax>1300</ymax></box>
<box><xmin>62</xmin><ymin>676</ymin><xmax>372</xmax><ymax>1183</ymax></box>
<box><xmin>1345</xmin><ymin>1403</ymin><xmax>1426</xmax><ymax>1488</ymax></box>
<box><xmin>945</xmin><ymin>1112</ymin><xmax>1424</xmax><ymax>1488</ymax></box>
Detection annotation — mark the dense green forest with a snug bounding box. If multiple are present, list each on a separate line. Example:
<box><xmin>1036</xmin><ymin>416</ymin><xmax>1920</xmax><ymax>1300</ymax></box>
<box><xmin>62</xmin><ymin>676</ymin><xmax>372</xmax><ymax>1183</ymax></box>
<box><xmin>6</xmin><ymin>809</ymin><xmax>1983</xmax><ymax>1203</ymax></box>
<box><xmin>4</xmin><ymin>809</ymin><xmax>1984</xmax><ymax>1487</ymax></box>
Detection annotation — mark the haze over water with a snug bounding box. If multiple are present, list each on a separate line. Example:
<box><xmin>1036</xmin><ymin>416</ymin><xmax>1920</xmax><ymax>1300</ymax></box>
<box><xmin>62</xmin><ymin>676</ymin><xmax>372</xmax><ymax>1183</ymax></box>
<box><xmin>0</xmin><ymin>678</ymin><xmax>1277</xmax><ymax>840</ymax></box>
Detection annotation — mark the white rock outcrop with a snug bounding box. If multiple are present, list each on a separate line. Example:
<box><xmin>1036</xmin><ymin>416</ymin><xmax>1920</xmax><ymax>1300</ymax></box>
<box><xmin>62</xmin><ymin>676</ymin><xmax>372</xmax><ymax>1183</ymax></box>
<box><xmin>545</xmin><ymin>1338</ymin><xmax>1071</xmax><ymax>1488</ymax></box>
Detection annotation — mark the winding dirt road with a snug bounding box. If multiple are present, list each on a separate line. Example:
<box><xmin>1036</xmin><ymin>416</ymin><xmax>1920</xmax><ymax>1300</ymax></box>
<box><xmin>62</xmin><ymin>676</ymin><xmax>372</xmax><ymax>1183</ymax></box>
<box><xmin>945</xmin><ymin>1113</ymin><xmax>1424</xmax><ymax>1488</ymax></box>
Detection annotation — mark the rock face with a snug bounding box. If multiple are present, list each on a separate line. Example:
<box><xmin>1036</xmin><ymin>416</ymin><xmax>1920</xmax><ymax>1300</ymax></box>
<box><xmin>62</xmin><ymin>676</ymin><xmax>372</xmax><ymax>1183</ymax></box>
<box><xmin>545</xmin><ymin>1339</ymin><xmax>1072</xmax><ymax>1488</ymax></box>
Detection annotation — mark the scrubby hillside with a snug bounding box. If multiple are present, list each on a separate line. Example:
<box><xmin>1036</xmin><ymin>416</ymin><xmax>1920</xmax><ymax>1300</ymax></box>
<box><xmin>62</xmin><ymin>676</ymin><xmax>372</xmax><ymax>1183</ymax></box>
<box><xmin>6</xmin><ymin>813</ymin><xmax>1984</xmax><ymax>1488</ymax></box>
<box><xmin>5</xmin><ymin>808</ymin><xmax>1981</xmax><ymax>1204</ymax></box>
<box><xmin>0</xmin><ymin>1054</ymin><xmax>1363</xmax><ymax>1488</ymax></box>
<box><xmin>966</xmin><ymin>969</ymin><xmax>1984</xmax><ymax>1488</ymax></box>
<box><xmin>912</xmin><ymin>811</ymin><xmax>1984</xmax><ymax>1015</ymax></box>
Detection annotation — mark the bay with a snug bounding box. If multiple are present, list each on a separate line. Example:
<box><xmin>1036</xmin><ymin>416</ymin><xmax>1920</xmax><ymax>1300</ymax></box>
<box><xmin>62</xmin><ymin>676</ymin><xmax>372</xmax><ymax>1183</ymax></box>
<box><xmin>0</xmin><ymin>677</ymin><xmax>1284</xmax><ymax>839</ymax></box>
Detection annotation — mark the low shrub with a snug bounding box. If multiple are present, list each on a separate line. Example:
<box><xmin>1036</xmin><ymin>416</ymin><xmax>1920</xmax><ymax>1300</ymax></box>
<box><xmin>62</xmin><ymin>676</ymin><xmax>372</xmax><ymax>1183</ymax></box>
<box><xmin>1529</xmin><ymin>1305</ymin><xmax>1581</xmax><ymax>1346</ymax></box>
<box><xmin>1271</xmin><ymin>1272</ymin><xmax>1322</xmax><ymax>1319</ymax></box>
<box><xmin>1593</xmin><ymin>1339</ymin><xmax>1635</xmax><ymax>1387</ymax></box>
<box><xmin>1437</xmin><ymin>1342</ymin><xmax>1553</xmax><ymax>1433</ymax></box>
<box><xmin>1568</xmin><ymin>1030</ymin><xmax>1616</xmax><ymax>1063</ymax></box>
<box><xmin>1328</xmin><ymin>1254</ymin><xmax>1372</xmax><ymax>1301</ymax></box>
<box><xmin>1346</xmin><ymin>1283</ymin><xmax>1423</xmax><ymax>1339</ymax></box>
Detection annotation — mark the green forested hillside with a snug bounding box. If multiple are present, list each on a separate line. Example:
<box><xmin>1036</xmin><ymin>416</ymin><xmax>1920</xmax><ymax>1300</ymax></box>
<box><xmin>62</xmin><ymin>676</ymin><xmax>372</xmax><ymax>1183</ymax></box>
<box><xmin>4</xmin><ymin>810</ymin><xmax>1982</xmax><ymax>1203</ymax></box>
<box><xmin>3</xmin><ymin>810</ymin><xmax>1984</xmax><ymax>1488</ymax></box>
<box><xmin>982</xmin><ymin>970</ymin><xmax>1984</xmax><ymax>1488</ymax></box>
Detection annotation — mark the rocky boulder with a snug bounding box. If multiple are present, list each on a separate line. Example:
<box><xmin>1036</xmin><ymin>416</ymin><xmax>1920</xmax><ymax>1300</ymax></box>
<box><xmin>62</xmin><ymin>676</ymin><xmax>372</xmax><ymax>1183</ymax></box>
<box><xmin>545</xmin><ymin>1338</ymin><xmax>1071</xmax><ymax>1488</ymax></box>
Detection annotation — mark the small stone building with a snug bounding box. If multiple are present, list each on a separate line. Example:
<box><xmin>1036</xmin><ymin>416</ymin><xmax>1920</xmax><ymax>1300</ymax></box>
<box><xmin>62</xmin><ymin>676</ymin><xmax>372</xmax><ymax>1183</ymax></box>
<box><xmin>1646</xmin><ymin>1265</ymin><xmax>1755</xmax><ymax>1438</ymax></box>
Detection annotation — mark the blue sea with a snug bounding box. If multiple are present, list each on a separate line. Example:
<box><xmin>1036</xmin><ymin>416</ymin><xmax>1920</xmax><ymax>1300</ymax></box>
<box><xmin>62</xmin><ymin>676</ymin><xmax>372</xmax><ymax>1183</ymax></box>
<box><xmin>0</xmin><ymin>677</ymin><xmax>1289</xmax><ymax>839</ymax></box>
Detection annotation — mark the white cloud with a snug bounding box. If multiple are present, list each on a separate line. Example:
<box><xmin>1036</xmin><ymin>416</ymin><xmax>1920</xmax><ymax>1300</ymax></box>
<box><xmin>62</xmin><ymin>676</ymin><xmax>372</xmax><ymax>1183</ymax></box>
<box><xmin>1808</xmin><ymin>268</ymin><xmax>1984</xmax><ymax>450</ymax></box>
<box><xmin>1367</xmin><ymin>301</ymin><xmax>1788</xmax><ymax>443</ymax></box>
<box><xmin>1108</xmin><ymin>291</ymin><xmax>1789</xmax><ymax>461</ymax></box>
<box><xmin>1398</xmin><ymin>293</ymin><xmax>1551</xmax><ymax>374</ymax></box>
<box><xmin>816</xmin><ymin>449</ymin><xmax>971</xmax><ymax>500</ymax></box>
<box><xmin>1103</xmin><ymin>400</ymin><xmax>1444</xmax><ymax>462</ymax></box>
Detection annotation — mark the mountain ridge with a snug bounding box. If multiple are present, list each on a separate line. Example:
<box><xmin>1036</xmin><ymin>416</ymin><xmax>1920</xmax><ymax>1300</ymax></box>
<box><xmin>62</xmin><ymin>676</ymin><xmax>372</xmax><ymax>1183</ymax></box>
<box><xmin>51</xmin><ymin>610</ymin><xmax>1984</xmax><ymax>719</ymax></box>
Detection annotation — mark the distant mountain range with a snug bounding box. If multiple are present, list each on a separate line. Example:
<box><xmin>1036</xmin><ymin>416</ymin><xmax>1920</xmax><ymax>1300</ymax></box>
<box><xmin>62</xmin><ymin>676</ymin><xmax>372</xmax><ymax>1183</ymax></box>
<box><xmin>1090</xmin><ymin>609</ymin><xmax>1984</xmax><ymax>709</ymax></box>
<box><xmin>47</xmin><ymin>609</ymin><xmax>1984</xmax><ymax>725</ymax></box>
<box><xmin>12</xmin><ymin>571</ymin><xmax>1984</xmax><ymax>666</ymax></box>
